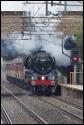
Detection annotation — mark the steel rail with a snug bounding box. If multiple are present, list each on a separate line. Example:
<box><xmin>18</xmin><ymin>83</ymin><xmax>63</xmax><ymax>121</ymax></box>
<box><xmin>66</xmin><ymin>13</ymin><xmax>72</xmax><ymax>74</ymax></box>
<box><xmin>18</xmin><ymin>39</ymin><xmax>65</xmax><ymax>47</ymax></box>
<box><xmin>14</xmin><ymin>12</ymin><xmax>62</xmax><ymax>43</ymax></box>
<box><xmin>1</xmin><ymin>84</ymin><xmax>48</xmax><ymax>124</ymax></box>
<box><xmin>37</xmin><ymin>96</ymin><xmax>83</xmax><ymax>123</ymax></box>
<box><xmin>1</xmin><ymin>104</ymin><xmax>13</xmax><ymax>124</ymax></box>
<box><xmin>52</xmin><ymin>96</ymin><xmax>83</xmax><ymax>110</ymax></box>
<box><xmin>1</xmin><ymin>81</ymin><xmax>83</xmax><ymax>123</ymax></box>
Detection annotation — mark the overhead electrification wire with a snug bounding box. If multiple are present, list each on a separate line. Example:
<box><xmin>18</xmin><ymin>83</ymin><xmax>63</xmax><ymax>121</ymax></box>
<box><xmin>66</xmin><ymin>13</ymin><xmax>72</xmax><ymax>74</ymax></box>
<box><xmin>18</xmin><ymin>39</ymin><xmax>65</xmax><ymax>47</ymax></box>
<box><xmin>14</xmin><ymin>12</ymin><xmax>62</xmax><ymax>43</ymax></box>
<box><xmin>33</xmin><ymin>2</ymin><xmax>45</xmax><ymax>17</ymax></box>
<box><xmin>1</xmin><ymin>1</ymin><xmax>83</xmax><ymax>39</ymax></box>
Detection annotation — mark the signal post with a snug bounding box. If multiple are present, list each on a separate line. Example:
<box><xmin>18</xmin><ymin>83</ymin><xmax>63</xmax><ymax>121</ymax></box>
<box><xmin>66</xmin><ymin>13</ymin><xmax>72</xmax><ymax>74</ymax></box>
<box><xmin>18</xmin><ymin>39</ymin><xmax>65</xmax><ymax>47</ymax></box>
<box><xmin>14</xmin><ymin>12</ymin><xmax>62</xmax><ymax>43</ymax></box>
<box><xmin>73</xmin><ymin>65</ymin><xmax>77</xmax><ymax>84</ymax></box>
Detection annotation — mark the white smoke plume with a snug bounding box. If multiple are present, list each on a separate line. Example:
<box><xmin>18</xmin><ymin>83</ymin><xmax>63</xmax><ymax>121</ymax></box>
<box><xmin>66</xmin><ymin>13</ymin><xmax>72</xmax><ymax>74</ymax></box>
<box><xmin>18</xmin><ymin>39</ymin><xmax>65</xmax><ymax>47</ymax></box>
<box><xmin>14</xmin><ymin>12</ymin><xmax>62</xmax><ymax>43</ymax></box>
<box><xmin>10</xmin><ymin>31</ymin><xmax>70</xmax><ymax>66</ymax></box>
<box><xmin>13</xmin><ymin>34</ymin><xmax>41</xmax><ymax>56</ymax></box>
<box><xmin>1</xmin><ymin>15</ymin><xmax>71</xmax><ymax>67</ymax></box>
<box><xmin>43</xmin><ymin>42</ymin><xmax>70</xmax><ymax>66</ymax></box>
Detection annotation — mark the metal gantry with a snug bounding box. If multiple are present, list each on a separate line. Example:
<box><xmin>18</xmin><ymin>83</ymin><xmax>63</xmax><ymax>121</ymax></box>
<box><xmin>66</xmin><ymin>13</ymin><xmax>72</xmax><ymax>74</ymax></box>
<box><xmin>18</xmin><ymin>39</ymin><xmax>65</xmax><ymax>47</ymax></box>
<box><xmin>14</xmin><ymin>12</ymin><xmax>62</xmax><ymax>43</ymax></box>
<box><xmin>1</xmin><ymin>1</ymin><xmax>83</xmax><ymax>40</ymax></box>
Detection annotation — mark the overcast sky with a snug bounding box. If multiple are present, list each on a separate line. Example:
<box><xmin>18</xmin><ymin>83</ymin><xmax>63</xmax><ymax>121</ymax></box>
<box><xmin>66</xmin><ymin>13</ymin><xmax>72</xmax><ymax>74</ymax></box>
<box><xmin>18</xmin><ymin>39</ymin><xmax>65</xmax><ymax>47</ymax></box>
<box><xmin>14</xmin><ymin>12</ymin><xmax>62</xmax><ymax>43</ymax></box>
<box><xmin>1</xmin><ymin>1</ymin><xmax>83</xmax><ymax>16</ymax></box>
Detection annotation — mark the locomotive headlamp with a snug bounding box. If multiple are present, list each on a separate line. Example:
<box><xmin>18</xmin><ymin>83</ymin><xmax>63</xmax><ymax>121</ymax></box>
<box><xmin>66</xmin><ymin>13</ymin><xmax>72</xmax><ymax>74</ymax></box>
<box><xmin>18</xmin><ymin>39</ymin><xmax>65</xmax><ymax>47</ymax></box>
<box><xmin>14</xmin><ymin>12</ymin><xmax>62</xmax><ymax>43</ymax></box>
<box><xmin>31</xmin><ymin>81</ymin><xmax>35</xmax><ymax>85</ymax></box>
<box><xmin>52</xmin><ymin>76</ymin><xmax>55</xmax><ymax>80</ymax></box>
<box><xmin>32</xmin><ymin>76</ymin><xmax>34</xmax><ymax>80</ymax></box>
<box><xmin>42</xmin><ymin>76</ymin><xmax>45</xmax><ymax>80</ymax></box>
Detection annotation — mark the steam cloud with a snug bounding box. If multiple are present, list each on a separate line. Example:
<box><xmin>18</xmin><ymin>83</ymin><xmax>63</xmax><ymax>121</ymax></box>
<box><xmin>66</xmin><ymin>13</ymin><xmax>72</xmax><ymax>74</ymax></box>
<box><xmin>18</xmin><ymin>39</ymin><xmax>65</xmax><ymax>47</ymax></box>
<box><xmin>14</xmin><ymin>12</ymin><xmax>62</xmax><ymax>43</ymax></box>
<box><xmin>1</xmin><ymin>32</ymin><xmax>71</xmax><ymax>67</ymax></box>
<box><xmin>1</xmin><ymin>17</ymin><xmax>75</xmax><ymax>79</ymax></box>
<box><xmin>1</xmin><ymin>17</ymin><xmax>71</xmax><ymax>67</ymax></box>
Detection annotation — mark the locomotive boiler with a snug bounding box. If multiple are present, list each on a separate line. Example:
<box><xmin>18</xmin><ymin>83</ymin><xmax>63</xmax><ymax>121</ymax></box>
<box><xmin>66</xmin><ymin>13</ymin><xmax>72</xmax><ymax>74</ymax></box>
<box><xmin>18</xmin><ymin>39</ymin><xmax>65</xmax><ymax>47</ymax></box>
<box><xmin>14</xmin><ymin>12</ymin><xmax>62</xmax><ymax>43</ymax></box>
<box><xmin>6</xmin><ymin>51</ymin><xmax>61</xmax><ymax>95</ymax></box>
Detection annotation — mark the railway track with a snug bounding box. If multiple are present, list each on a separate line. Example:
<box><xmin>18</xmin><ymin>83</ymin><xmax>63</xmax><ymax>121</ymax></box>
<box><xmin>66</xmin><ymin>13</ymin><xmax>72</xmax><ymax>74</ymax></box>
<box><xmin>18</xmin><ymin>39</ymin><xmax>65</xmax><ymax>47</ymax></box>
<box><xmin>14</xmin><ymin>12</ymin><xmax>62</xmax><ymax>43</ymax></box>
<box><xmin>1</xmin><ymin>81</ymin><xmax>83</xmax><ymax>124</ymax></box>
<box><xmin>52</xmin><ymin>96</ymin><xmax>83</xmax><ymax>110</ymax></box>
<box><xmin>1</xmin><ymin>84</ymin><xmax>48</xmax><ymax>124</ymax></box>
<box><xmin>37</xmin><ymin>96</ymin><xmax>83</xmax><ymax>123</ymax></box>
<box><xmin>1</xmin><ymin>104</ymin><xmax>13</xmax><ymax>124</ymax></box>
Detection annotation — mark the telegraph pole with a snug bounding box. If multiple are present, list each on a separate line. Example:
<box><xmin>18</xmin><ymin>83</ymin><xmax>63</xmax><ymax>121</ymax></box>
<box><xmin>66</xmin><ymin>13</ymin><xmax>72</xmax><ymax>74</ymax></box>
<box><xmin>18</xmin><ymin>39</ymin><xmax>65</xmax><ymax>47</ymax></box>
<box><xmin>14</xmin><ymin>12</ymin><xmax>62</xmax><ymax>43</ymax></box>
<box><xmin>46</xmin><ymin>1</ymin><xmax>48</xmax><ymax>16</ymax></box>
<box><xmin>51</xmin><ymin>1</ymin><xmax>53</xmax><ymax>6</ymax></box>
<box><xmin>59</xmin><ymin>1</ymin><xmax>62</xmax><ymax>4</ymax></box>
<box><xmin>64</xmin><ymin>1</ymin><xmax>67</xmax><ymax>12</ymax></box>
<box><xmin>73</xmin><ymin>65</ymin><xmax>77</xmax><ymax>84</ymax></box>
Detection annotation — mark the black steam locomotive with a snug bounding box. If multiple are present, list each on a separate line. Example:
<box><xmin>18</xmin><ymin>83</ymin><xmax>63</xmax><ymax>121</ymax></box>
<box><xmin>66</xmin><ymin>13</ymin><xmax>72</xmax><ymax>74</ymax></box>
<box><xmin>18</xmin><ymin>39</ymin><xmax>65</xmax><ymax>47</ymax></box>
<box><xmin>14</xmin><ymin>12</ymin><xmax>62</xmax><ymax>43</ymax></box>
<box><xmin>6</xmin><ymin>50</ymin><xmax>61</xmax><ymax>95</ymax></box>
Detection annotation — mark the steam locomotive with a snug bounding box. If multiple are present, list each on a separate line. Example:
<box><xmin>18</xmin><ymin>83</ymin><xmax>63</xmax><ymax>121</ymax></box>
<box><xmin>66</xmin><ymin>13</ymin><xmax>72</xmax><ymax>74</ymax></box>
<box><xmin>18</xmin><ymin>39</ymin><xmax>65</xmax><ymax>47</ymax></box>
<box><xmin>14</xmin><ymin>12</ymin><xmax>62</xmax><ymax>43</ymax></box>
<box><xmin>6</xmin><ymin>50</ymin><xmax>61</xmax><ymax>95</ymax></box>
